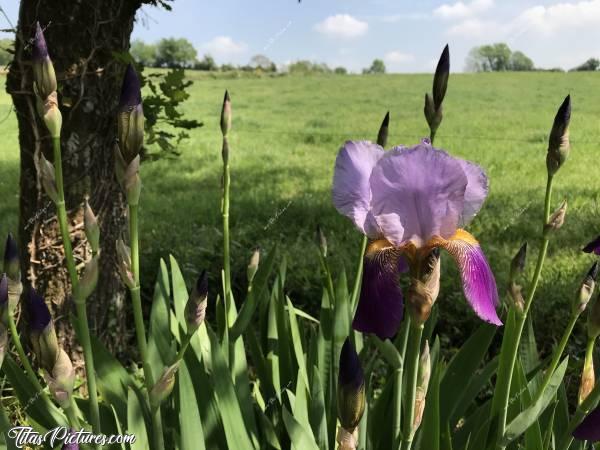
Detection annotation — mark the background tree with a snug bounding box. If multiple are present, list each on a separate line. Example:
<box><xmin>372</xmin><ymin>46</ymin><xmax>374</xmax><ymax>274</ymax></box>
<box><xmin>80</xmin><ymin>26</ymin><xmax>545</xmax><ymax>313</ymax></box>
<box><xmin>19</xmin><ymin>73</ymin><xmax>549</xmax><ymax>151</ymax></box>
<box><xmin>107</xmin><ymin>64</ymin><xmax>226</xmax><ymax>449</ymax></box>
<box><xmin>363</xmin><ymin>58</ymin><xmax>386</xmax><ymax>74</ymax></box>
<box><xmin>509</xmin><ymin>50</ymin><xmax>535</xmax><ymax>71</ymax></box>
<box><xmin>571</xmin><ymin>57</ymin><xmax>600</xmax><ymax>71</ymax></box>
<box><xmin>193</xmin><ymin>54</ymin><xmax>217</xmax><ymax>71</ymax></box>
<box><xmin>155</xmin><ymin>37</ymin><xmax>197</xmax><ymax>68</ymax></box>
<box><xmin>334</xmin><ymin>66</ymin><xmax>347</xmax><ymax>75</ymax></box>
<box><xmin>249</xmin><ymin>54</ymin><xmax>274</xmax><ymax>70</ymax></box>
<box><xmin>0</xmin><ymin>38</ymin><xmax>13</xmax><ymax>66</ymax></box>
<box><xmin>466</xmin><ymin>43</ymin><xmax>535</xmax><ymax>72</ymax></box>
<box><xmin>6</xmin><ymin>0</ymin><xmax>173</xmax><ymax>356</ymax></box>
<box><xmin>130</xmin><ymin>39</ymin><xmax>157</xmax><ymax>67</ymax></box>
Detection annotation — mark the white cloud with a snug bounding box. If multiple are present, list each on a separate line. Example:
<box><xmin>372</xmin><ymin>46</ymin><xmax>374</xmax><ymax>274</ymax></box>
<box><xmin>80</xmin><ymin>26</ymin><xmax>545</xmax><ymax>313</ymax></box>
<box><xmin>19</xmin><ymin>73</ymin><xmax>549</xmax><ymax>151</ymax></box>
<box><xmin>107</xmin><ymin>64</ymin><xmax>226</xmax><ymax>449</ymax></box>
<box><xmin>447</xmin><ymin>18</ymin><xmax>500</xmax><ymax>37</ymax></box>
<box><xmin>434</xmin><ymin>0</ymin><xmax>494</xmax><ymax>20</ymax></box>
<box><xmin>201</xmin><ymin>36</ymin><xmax>247</xmax><ymax>58</ymax></box>
<box><xmin>512</xmin><ymin>0</ymin><xmax>600</xmax><ymax>35</ymax></box>
<box><xmin>314</xmin><ymin>14</ymin><xmax>368</xmax><ymax>39</ymax></box>
<box><xmin>384</xmin><ymin>51</ymin><xmax>415</xmax><ymax>64</ymax></box>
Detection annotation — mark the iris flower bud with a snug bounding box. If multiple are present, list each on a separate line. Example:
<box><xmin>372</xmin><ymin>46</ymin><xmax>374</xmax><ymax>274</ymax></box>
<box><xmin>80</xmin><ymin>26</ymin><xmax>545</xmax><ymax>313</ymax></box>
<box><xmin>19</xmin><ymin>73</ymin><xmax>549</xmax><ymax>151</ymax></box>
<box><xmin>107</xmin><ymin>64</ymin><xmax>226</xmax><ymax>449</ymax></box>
<box><xmin>574</xmin><ymin>262</ymin><xmax>599</xmax><ymax>315</ymax></box>
<box><xmin>433</xmin><ymin>44</ymin><xmax>450</xmax><ymax>110</ymax></box>
<box><xmin>316</xmin><ymin>225</ymin><xmax>327</xmax><ymax>259</ymax></box>
<box><xmin>117</xmin><ymin>64</ymin><xmax>144</xmax><ymax>164</ymax></box>
<box><xmin>414</xmin><ymin>341</ymin><xmax>431</xmax><ymax>430</ymax></box>
<box><xmin>28</xmin><ymin>289</ymin><xmax>59</xmax><ymax>372</ymax></box>
<box><xmin>583</xmin><ymin>235</ymin><xmax>600</xmax><ymax>255</ymax></box>
<box><xmin>337</xmin><ymin>338</ymin><xmax>366</xmax><ymax>431</ymax></box>
<box><xmin>376</xmin><ymin>111</ymin><xmax>390</xmax><ymax>148</ymax></box>
<box><xmin>424</xmin><ymin>93</ymin><xmax>442</xmax><ymax>134</ymax></box>
<box><xmin>116</xmin><ymin>239</ymin><xmax>135</xmax><ymax>289</ymax></box>
<box><xmin>31</xmin><ymin>22</ymin><xmax>57</xmax><ymax>102</ymax></box>
<box><xmin>587</xmin><ymin>293</ymin><xmax>600</xmax><ymax>340</ymax></box>
<box><xmin>247</xmin><ymin>247</ymin><xmax>260</xmax><ymax>284</ymax></box>
<box><xmin>123</xmin><ymin>155</ymin><xmax>142</xmax><ymax>206</ymax></box>
<box><xmin>578</xmin><ymin>344</ymin><xmax>595</xmax><ymax>405</ymax></box>
<box><xmin>150</xmin><ymin>361</ymin><xmax>180</xmax><ymax>409</ymax></box>
<box><xmin>543</xmin><ymin>200</ymin><xmax>567</xmax><ymax>237</ymax></box>
<box><xmin>39</xmin><ymin>154</ymin><xmax>59</xmax><ymax>202</ymax></box>
<box><xmin>84</xmin><ymin>200</ymin><xmax>100</xmax><ymax>254</ymax></box>
<box><xmin>74</xmin><ymin>255</ymin><xmax>99</xmax><ymax>303</ymax></box>
<box><xmin>220</xmin><ymin>90</ymin><xmax>232</xmax><ymax>137</ymax></box>
<box><xmin>407</xmin><ymin>249</ymin><xmax>441</xmax><ymax>325</ymax></box>
<box><xmin>508</xmin><ymin>243</ymin><xmax>527</xmax><ymax>312</ymax></box>
<box><xmin>45</xmin><ymin>348</ymin><xmax>75</xmax><ymax>408</ymax></box>
<box><xmin>546</xmin><ymin>95</ymin><xmax>571</xmax><ymax>177</ymax></box>
<box><xmin>3</xmin><ymin>234</ymin><xmax>22</xmax><ymax>312</ymax></box>
<box><xmin>184</xmin><ymin>270</ymin><xmax>208</xmax><ymax>334</ymax></box>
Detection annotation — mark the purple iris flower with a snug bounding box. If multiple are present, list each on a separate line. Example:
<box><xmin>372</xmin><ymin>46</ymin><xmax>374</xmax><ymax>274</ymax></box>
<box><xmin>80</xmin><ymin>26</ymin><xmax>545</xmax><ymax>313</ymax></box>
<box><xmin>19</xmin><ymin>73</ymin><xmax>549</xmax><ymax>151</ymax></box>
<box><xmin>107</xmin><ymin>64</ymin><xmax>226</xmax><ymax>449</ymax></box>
<box><xmin>332</xmin><ymin>139</ymin><xmax>501</xmax><ymax>338</ymax></box>
<box><xmin>583</xmin><ymin>235</ymin><xmax>600</xmax><ymax>255</ymax></box>
<box><xmin>573</xmin><ymin>405</ymin><xmax>600</xmax><ymax>441</ymax></box>
<box><xmin>32</xmin><ymin>22</ymin><xmax>49</xmax><ymax>63</ymax></box>
<box><xmin>28</xmin><ymin>288</ymin><xmax>52</xmax><ymax>332</ymax></box>
<box><xmin>119</xmin><ymin>64</ymin><xmax>142</xmax><ymax>111</ymax></box>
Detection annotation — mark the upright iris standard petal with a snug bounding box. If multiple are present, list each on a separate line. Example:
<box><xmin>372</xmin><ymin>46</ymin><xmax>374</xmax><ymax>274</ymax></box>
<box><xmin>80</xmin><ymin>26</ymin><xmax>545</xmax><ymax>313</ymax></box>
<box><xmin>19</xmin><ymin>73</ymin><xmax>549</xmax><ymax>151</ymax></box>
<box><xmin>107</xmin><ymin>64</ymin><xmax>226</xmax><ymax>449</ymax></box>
<box><xmin>332</xmin><ymin>141</ymin><xmax>384</xmax><ymax>238</ymax></box>
<box><xmin>583</xmin><ymin>235</ymin><xmax>600</xmax><ymax>255</ymax></box>
<box><xmin>573</xmin><ymin>405</ymin><xmax>600</xmax><ymax>441</ymax></box>
<box><xmin>370</xmin><ymin>144</ymin><xmax>468</xmax><ymax>247</ymax></box>
<box><xmin>456</xmin><ymin>159</ymin><xmax>489</xmax><ymax>226</ymax></box>
<box><xmin>433</xmin><ymin>229</ymin><xmax>501</xmax><ymax>326</ymax></box>
<box><xmin>353</xmin><ymin>243</ymin><xmax>407</xmax><ymax>339</ymax></box>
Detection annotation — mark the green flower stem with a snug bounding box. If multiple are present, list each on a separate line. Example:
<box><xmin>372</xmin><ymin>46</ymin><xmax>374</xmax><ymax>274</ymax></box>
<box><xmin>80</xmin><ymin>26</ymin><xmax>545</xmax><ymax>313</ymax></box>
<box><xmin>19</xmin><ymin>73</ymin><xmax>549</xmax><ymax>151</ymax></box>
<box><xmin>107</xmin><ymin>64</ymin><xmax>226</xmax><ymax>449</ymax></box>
<box><xmin>350</xmin><ymin>236</ymin><xmax>368</xmax><ymax>313</ymax></box>
<box><xmin>128</xmin><ymin>204</ymin><xmax>164</xmax><ymax>450</ymax></box>
<box><xmin>494</xmin><ymin>175</ymin><xmax>554</xmax><ymax>449</ymax></box>
<box><xmin>392</xmin><ymin>317</ymin><xmax>411</xmax><ymax>445</ymax></box>
<box><xmin>533</xmin><ymin>312</ymin><xmax>578</xmax><ymax>401</ymax></box>
<box><xmin>221</xmin><ymin>138</ymin><xmax>231</xmax><ymax>306</ymax></box>
<box><xmin>51</xmin><ymin>137</ymin><xmax>101</xmax><ymax>438</ymax></box>
<box><xmin>7</xmin><ymin>314</ymin><xmax>42</xmax><ymax>391</ymax></box>
<box><xmin>401</xmin><ymin>322</ymin><xmax>424</xmax><ymax>450</ymax></box>
<box><xmin>175</xmin><ymin>333</ymin><xmax>192</xmax><ymax>362</ymax></box>
<box><xmin>429</xmin><ymin>129</ymin><xmax>437</xmax><ymax>146</ymax></box>
<box><xmin>64</xmin><ymin>398</ymin><xmax>81</xmax><ymax>430</ymax></box>
<box><xmin>317</xmin><ymin>251</ymin><xmax>336</xmax><ymax>306</ymax></box>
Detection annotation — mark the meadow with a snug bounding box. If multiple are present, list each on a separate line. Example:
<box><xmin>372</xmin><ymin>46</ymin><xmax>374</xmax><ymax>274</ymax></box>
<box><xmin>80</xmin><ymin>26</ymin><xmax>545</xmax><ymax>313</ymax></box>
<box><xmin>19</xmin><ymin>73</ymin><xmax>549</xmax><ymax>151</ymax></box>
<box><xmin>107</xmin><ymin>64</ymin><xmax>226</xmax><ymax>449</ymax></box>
<box><xmin>1</xmin><ymin>70</ymin><xmax>599</xmax><ymax>355</ymax></box>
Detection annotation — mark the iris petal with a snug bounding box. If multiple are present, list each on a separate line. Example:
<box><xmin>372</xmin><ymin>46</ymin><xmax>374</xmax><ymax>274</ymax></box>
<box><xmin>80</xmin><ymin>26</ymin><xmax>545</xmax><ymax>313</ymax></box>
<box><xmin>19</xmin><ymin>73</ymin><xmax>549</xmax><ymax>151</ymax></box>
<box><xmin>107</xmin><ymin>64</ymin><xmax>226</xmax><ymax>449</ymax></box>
<box><xmin>432</xmin><ymin>229</ymin><xmax>502</xmax><ymax>326</ymax></box>
<box><xmin>456</xmin><ymin>159</ymin><xmax>489</xmax><ymax>226</ymax></box>
<box><xmin>352</xmin><ymin>244</ymin><xmax>407</xmax><ymax>339</ymax></box>
<box><xmin>583</xmin><ymin>235</ymin><xmax>600</xmax><ymax>255</ymax></box>
<box><xmin>332</xmin><ymin>141</ymin><xmax>384</xmax><ymax>238</ymax></box>
<box><xmin>370</xmin><ymin>144</ymin><xmax>468</xmax><ymax>246</ymax></box>
<box><xmin>573</xmin><ymin>405</ymin><xmax>600</xmax><ymax>441</ymax></box>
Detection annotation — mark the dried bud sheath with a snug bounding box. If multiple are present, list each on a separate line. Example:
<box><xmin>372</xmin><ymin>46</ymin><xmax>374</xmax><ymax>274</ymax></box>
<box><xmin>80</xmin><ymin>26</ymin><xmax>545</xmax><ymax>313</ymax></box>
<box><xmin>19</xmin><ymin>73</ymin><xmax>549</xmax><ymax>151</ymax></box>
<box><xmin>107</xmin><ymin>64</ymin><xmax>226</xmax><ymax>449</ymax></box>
<box><xmin>184</xmin><ymin>270</ymin><xmax>208</xmax><ymax>334</ymax></box>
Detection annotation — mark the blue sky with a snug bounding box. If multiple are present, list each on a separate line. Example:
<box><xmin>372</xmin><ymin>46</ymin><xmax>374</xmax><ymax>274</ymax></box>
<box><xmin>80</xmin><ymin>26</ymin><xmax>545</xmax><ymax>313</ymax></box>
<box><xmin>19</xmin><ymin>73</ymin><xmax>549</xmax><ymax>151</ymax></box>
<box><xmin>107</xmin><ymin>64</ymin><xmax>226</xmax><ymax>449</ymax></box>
<box><xmin>2</xmin><ymin>0</ymin><xmax>600</xmax><ymax>72</ymax></box>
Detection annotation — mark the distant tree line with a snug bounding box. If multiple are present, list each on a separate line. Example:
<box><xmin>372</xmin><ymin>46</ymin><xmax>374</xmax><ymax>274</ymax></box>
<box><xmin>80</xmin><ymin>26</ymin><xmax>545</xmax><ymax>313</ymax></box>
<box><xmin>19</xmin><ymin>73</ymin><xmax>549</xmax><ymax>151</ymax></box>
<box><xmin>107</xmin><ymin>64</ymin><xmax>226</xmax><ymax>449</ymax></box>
<box><xmin>466</xmin><ymin>43</ymin><xmax>535</xmax><ymax>72</ymax></box>
<box><xmin>569</xmin><ymin>58</ymin><xmax>600</xmax><ymax>71</ymax></box>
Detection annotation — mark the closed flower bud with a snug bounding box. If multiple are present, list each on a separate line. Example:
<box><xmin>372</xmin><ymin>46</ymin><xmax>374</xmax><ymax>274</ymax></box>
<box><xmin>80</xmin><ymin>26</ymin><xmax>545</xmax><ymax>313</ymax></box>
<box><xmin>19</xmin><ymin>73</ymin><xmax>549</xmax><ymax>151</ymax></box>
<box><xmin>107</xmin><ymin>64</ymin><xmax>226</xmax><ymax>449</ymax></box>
<box><xmin>220</xmin><ymin>90</ymin><xmax>232</xmax><ymax>137</ymax></box>
<box><xmin>28</xmin><ymin>289</ymin><xmax>59</xmax><ymax>372</ymax></box>
<box><xmin>45</xmin><ymin>348</ymin><xmax>75</xmax><ymax>408</ymax></box>
<box><xmin>84</xmin><ymin>200</ymin><xmax>100</xmax><ymax>254</ymax></box>
<box><xmin>414</xmin><ymin>341</ymin><xmax>431</xmax><ymax>430</ymax></box>
<box><xmin>337</xmin><ymin>338</ymin><xmax>366</xmax><ymax>431</ymax></box>
<box><xmin>424</xmin><ymin>93</ymin><xmax>442</xmax><ymax>133</ymax></box>
<box><xmin>316</xmin><ymin>225</ymin><xmax>328</xmax><ymax>258</ymax></box>
<box><xmin>123</xmin><ymin>155</ymin><xmax>142</xmax><ymax>206</ymax></box>
<box><xmin>150</xmin><ymin>362</ymin><xmax>180</xmax><ymax>409</ymax></box>
<box><xmin>42</xmin><ymin>92</ymin><xmax>62</xmax><ymax>139</ymax></box>
<box><xmin>587</xmin><ymin>293</ymin><xmax>600</xmax><ymax>340</ymax></box>
<box><xmin>433</xmin><ymin>44</ymin><xmax>450</xmax><ymax>110</ymax></box>
<box><xmin>118</xmin><ymin>65</ymin><xmax>144</xmax><ymax>163</ymax></box>
<box><xmin>116</xmin><ymin>239</ymin><xmax>135</xmax><ymax>289</ymax></box>
<box><xmin>247</xmin><ymin>247</ymin><xmax>260</xmax><ymax>284</ymax></box>
<box><xmin>31</xmin><ymin>22</ymin><xmax>57</xmax><ymax>101</ymax></box>
<box><xmin>74</xmin><ymin>255</ymin><xmax>99</xmax><ymax>303</ymax></box>
<box><xmin>543</xmin><ymin>200</ymin><xmax>567</xmax><ymax>237</ymax></box>
<box><xmin>574</xmin><ymin>262</ymin><xmax>599</xmax><ymax>315</ymax></box>
<box><xmin>510</xmin><ymin>243</ymin><xmax>527</xmax><ymax>282</ymax></box>
<box><xmin>578</xmin><ymin>346</ymin><xmax>595</xmax><ymax>405</ymax></box>
<box><xmin>546</xmin><ymin>95</ymin><xmax>571</xmax><ymax>177</ymax></box>
<box><xmin>185</xmin><ymin>270</ymin><xmax>208</xmax><ymax>334</ymax></box>
<box><xmin>39</xmin><ymin>154</ymin><xmax>59</xmax><ymax>202</ymax></box>
<box><xmin>376</xmin><ymin>111</ymin><xmax>390</xmax><ymax>148</ymax></box>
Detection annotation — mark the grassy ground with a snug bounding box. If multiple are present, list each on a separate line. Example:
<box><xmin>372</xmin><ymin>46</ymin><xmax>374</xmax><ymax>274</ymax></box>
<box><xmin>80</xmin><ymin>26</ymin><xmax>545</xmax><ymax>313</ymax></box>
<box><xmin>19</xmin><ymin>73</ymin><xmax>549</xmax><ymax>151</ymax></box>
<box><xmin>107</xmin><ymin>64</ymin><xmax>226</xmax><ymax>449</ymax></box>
<box><xmin>1</xmin><ymin>71</ymin><xmax>599</xmax><ymax>358</ymax></box>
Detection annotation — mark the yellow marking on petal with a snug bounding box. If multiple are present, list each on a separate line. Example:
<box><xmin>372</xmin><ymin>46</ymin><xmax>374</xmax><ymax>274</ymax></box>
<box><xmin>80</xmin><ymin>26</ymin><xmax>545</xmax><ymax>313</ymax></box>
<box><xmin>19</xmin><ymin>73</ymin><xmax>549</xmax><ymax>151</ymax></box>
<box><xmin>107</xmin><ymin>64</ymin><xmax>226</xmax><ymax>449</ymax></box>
<box><xmin>366</xmin><ymin>239</ymin><xmax>394</xmax><ymax>256</ymax></box>
<box><xmin>425</xmin><ymin>229</ymin><xmax>479</xmax><ymax>251</ymax></box>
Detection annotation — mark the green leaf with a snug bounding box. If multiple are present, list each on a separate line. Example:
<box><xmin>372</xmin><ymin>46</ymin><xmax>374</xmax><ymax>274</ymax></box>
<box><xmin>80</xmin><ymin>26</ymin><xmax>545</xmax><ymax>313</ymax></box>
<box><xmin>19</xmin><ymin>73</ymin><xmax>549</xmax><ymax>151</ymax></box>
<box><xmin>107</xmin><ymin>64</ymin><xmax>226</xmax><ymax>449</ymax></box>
<box><xmin>282</xmin><ymin>407</ymin><xmax>320</xmax><ymax>450</ymax></box>
<box><xmin>502</xmin><ymin>357</ymin><xmax>569</xmax><ymax>446</ymax></box>
<box><xmin>287</xmin><ymin>296</ymin><xmax>310</xmax><ymax>390</ymax></box>
<box><xmin>169</xmin><ymin>255</ymin><xmax>190</xmax><ymax>332</ymax></box>
<box><xmin>178</xmin><ymin>359</ymin><xmax>206</xmax><ymax>450</ymax></box>
<box><xmin>308</xmin><ymin>365</ymin><xmax>329</xmax><ymax>450</ymax></box>
<box><xmin>127</xmin><ymin>388</ymin><xmax>149</xmax><ymax>450</ymax></box>
<box><xmin>148</xmin><ymin>259</ymin><xmax>175</xmax><ymax>373</ymax></box>
<box><xmin>207</xmin><ymin>327</ymin><xmax>256</xmax><ymax>449</ymax></box>
<box><xmin>372</xmin><ymin>336</ymin><xmax>402</xmax><ymax>369</ymax></box>
<box><xmin>419</xmin><ymin>364</ymin><xmax>441</xmax><ymax>450</ymax></box>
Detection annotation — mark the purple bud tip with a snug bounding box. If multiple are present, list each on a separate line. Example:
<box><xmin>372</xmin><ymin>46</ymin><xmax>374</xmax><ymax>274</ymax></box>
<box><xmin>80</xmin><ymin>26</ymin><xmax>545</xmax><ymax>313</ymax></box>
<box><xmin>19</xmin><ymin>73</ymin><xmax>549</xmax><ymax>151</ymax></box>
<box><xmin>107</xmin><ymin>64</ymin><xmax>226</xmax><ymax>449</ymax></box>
<box><xmin>573</xmin><ymin>405</ymin><xmax>600</xmax><ymax>441</ymax></box>
<box><xmin>436</xmin><ymin>44</ymin><xmax>450</xmax><ymax>74</ymax></box>
<box><xmin>339</xmin><ymin>338</ymin><xmax>364</xmax><ymax>389</ymax></box>
<box><xmin>583</xmin><ymin>235</ymin><xmax>600</xmax><ymax>255</ymax></box>
<box><xmin>4</xmin><ymin>233</ymin><xmax>18</xmax><ymax>265</ymax></box>
<box><xmin>28</xmin><ymin>288</ymin><xmax>51</xmax><ymax>331</ymax></box>
<box><xmin>32</xmin><ymin>22</ymin><xmax>49</xmax><ymax>62</ymax></box>
<box><xmin>0</xmin><ymin>274</ymin><xmax>7</xmax><ymax>306</ymax></box>
<box><xmin>588</xmin><ymin>262</ymin><xmax>599</xmax><ymax>281</ymax></box>
<box><xmin>62</xmin><ymin>430</ymin><xmax>80</xmax><ymax>450</ymax></box>
<box><xmin>119</xmin><ymin>64</ymin><xmax>142</xmax><ymax>109</ymax></box>
<box><xmin>555</xmin><ymin>94</ymin><xmax>571</xmax><ymax>126</ymax></box>
<box><xmin>382</xmin><ymin>111</ymin><xmax>390</xmax><ymax>128</ymax></box>
<box><xmin>195</xmin><ymin>270</ymin><xmax>208</xmax><ymax>298</ymax></box>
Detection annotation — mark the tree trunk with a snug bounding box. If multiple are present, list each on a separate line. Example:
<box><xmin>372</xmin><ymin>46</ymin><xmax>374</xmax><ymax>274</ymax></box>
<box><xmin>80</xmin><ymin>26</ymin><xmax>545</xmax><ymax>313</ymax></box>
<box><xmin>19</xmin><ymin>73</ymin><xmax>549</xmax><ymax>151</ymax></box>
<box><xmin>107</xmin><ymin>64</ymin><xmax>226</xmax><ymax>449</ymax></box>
<box><xmin>6</xmin><ymin>0</ymin><xmax>144</xmax><ymax>363</ymax></box>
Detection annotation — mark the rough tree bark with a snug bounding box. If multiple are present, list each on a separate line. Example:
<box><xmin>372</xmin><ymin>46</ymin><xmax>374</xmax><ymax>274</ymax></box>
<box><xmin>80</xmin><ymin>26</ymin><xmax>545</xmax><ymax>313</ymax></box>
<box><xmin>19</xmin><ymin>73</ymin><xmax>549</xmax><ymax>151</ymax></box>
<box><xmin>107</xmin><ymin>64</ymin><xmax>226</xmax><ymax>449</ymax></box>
<box><xmin>6</xmin><ymin>0</ymin><xmax>150</xmax><ymax>363</ymax></box>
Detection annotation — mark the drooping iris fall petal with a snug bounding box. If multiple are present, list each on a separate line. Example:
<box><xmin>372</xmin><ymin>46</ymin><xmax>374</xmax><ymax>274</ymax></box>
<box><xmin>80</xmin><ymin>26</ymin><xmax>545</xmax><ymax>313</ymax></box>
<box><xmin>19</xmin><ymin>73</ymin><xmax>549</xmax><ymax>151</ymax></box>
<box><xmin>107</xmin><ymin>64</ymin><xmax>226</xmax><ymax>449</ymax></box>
<box><xmin>583</xmin><ymin>235</ymin><xmax>600</xmax><ymax>255</ymax></box>
<box><xmin>573</xmin><ymin>405</ymin><xmax>600</xmax><ymax>441</ymax></box>
<box><xmin>353</xmin><ymin>244</ymin><xmax>407</xmax><ymax>339</ymax></box>
<box><xmin>332</xmin><ymin>141</ymin><xmax>384</xmax><ymax>238</ymax></box>
<box><xmin>369</xmin><ymin>144</ymin><xmax>468</xmax><ymax>247</ymax></box>
<box><xmin>432</xmin><ymin>229</ymin><xmax>501</xmax><ymax>326</ymax></box>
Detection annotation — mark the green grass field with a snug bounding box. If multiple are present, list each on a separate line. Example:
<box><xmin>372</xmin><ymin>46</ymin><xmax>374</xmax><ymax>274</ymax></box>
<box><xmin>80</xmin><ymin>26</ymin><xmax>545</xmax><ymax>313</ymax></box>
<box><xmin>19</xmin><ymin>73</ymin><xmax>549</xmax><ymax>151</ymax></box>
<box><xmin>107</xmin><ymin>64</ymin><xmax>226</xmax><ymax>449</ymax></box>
<box><xmin>1</xmin><ymin>71</ymin><xmax>599</xmax><ymax>351</ymax></box>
